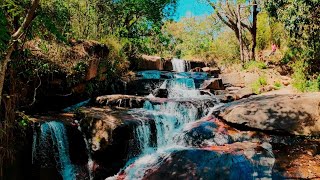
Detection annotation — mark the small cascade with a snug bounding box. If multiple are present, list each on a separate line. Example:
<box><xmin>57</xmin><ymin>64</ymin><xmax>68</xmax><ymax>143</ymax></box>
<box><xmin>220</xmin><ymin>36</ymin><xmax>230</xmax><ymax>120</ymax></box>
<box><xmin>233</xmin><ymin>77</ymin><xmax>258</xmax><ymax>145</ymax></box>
<box><xmin>172</xmin><ymin>58</ymin><xmax>191</xmax><ymax>72</ymax></box>
<box><xmin>160</xmin><ymin>78</ymin><xmax>212</xmax><ymax>99</ymax></box>
<box><xmin>130</xmin><ymin>99</ymin><xmax>209</xmax><ymax>154</ymax></box>
<box><xmin>166</xmin><ymin>78</ymin><xmax>200</xmax><ymax>98</ymax></box>
<box><xmin>77</xmin><ymin>125</ymin><xmax>94</xmax><ymax>180</ymax></box>
<box><xmin>129</xmin><ymin>73</ymin><xmax>216</xmax><ymax>155</ymax></box>
<box><xmin>34</xmin><ymin>121</ymin><xmax>75</xmax><ymax>180</ymax></box>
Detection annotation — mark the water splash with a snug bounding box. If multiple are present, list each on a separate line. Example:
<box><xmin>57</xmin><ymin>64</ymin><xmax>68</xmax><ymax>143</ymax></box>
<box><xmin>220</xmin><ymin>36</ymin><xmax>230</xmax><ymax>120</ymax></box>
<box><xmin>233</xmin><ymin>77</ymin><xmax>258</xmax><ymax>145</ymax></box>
<box><xmin>36</xmin><ymin>121</ymin><xmax>75</xmax><ymax>180</ymax></box>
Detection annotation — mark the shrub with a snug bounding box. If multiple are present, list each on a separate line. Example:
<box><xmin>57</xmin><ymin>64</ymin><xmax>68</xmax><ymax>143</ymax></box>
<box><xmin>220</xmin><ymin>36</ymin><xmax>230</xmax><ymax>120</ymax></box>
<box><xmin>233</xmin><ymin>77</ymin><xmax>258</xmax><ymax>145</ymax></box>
<box><xmin>274</xmin><ymin>81</ymin><xmax>282</xmax><ymax>90</ymax></box>
<box><xmin>291</xmin><ymin>60</ymin><xmax>320</xmax><ymax>92</ymax></box>
<box><xmin>251</xmin><ymin>76</ymin><xmax>268</xmax><ymax>94</ymax></box>
<box><xmin>291</xmin><ymin>60</ymin><xmax>307</xmax><ymax>92</ymax></box>
<box><xmin>100</xmin><ymin>36</ymin><xmax>129</xmax><ymax>77</ymax></box>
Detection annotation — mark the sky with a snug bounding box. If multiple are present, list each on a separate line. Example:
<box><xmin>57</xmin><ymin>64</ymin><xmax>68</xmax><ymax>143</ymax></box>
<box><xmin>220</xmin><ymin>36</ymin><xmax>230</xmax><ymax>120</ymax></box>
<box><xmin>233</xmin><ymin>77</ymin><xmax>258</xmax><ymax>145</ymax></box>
<box><xmin>174</xmin><ymin>0</ymin><xmax>213</xmax><ymax>20</ymax></box>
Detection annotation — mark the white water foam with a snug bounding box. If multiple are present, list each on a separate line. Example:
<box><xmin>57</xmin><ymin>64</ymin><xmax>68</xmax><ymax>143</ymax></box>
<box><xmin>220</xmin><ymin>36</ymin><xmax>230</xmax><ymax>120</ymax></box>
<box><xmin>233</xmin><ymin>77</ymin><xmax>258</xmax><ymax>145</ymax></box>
<box><xmin>172</xmin><ymin>58</ymin><xmax>191</xmax><ymax>72</ymax></box>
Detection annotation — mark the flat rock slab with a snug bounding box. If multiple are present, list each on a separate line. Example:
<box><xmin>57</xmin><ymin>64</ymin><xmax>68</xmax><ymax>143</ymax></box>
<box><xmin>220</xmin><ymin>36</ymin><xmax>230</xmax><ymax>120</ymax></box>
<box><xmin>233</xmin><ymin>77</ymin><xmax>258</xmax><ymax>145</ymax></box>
<box><xmin>214</xmin><ymin>93</ymin><xmax>320</xmax><ymax>136</ymax></box>
<box><xmin>120</xmin><ymin>142</ymin><xmax>274</xmax><ymax>180</ymax></box>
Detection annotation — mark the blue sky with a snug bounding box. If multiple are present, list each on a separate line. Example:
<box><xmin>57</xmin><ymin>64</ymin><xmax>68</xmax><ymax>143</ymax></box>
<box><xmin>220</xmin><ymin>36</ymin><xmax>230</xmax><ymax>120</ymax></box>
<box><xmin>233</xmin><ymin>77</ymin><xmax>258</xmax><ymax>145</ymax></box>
<box><xmin>174</xmin><ymin>0</ymin><xmax>213</xmax><ymax>20</ymax></box>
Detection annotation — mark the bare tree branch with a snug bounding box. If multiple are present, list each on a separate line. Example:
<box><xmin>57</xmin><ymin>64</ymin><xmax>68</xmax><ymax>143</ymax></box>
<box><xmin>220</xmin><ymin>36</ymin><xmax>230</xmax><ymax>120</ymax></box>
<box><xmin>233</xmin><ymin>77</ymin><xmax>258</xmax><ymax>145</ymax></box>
<box><xmin>12</xmin><ymin>0</ymin><xmax>40</xmax><ymax>40</ymax></box>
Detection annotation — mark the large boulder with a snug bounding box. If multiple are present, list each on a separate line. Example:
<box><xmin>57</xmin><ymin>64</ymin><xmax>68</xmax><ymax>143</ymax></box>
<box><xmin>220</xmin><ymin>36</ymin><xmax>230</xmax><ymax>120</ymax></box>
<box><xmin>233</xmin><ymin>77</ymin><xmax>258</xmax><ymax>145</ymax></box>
<box><xmin>132</xmin><ymin>55</ymin><xmax>164</xmax><ymax>70</ymax></box>
<box><xmin>178</xmin><ymin>116</ymin><xmax>266</xmax><ymax>147</ymax></box>
<box><xmin>214</xmin><ymin>93</ymin><xmax>320</xmax><ymax>136</ymax></box>
<box><xmin>219</xmin><ymin>73</ymin><xmax>245</xmax><ymax>87</ymax></box>
<box><xmin>200</xmin><ymin>78</ymin><xmax>224</xmax><ymax>90</ymax></box>
<box><xmin>78</xmin><ymin>107</ymin><xmax>146</xmax><ymax>177</ymax></box>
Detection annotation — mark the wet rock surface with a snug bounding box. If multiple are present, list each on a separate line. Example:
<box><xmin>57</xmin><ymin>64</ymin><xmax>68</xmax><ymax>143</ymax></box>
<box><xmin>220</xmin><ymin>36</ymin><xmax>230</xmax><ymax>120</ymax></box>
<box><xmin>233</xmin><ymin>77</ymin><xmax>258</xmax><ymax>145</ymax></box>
<box><xmin>28</xmin><ymin>69</ymin><xmax>320</xmax><ymax>180</ymax></box>
<box><xmin>95</xmin><ymin>94</ymin><xmax>148</xmax><ymax>108</ymax></box>
<box><xmin>179</xmin><ymin>116</ymin><xmax>264</xmax><ymax>147</ymax></box>
<box><xmin>120</xmin><ymin>143</ymin><xmax>274</xmax><ymax>180</ymax></box>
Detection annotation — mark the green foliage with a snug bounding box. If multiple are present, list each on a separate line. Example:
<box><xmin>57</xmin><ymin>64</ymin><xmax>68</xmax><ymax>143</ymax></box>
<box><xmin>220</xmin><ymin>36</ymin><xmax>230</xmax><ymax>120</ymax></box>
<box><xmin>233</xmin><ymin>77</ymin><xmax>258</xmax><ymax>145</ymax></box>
<box><xmin>100</xmin><ymin>36</ymin><xmax>129</xmax><ymax>77</ymax></box>
<box><xmin>291</xmin><ymin>60</ymin><xmax>320</xmax><ymax>92</ymax></box>
<box><xmin>286</xmin><ymin>59</ymin><xmax>320</xmax><ymax>92</ymax></box>
<box><xmin>274</xmin><ymin>81</ymin><xmax>282</xmax><ymax>90</ymax></box>
<box><xmin>244</xmin><ymin>60</ymin><xmax>267</xmax><ymax>70</ymax></box>
<box><xmin>17</xmin><ymin>113</ymin><xmax>30</xmax><ymax>128</ymax></box>
<box><xmin>73</xmin><ymin>61</ymin><xmax>88</xmax><ymax>73</ymax></box>
<box><xmin>256</xmin><ymin>12</ymin><xmax>271</xmax><ymax>51</ymax></box>
<box><xmin>251</xmin><ymin>76</ymin><xmax>268</xmax><ymax>94</ymax></box>
<box><xmin>265</xmin><ymin>0</ymin><xmax>320</xmax><ymax>73</ymax></box>
<box><xmin>0</xmin><ymin>10</ymin><xmax>10</xmax><ymax>55</ymax></box>
<box><xmin>160</xmin><ymin>15</ymin><xmax>220</xmax><ymax>60</ymax></box>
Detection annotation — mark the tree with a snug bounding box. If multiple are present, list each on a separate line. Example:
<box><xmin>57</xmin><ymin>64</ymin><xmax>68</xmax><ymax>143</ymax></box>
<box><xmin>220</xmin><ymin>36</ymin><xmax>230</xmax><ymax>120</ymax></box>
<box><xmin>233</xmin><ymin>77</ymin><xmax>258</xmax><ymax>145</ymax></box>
<box><xmin>161</xmin><ymin>15</ymin><xmax>220</xmax><ymax>59</ymax></box>
<box><xmin>0</xmin><ymin>0</ymin><xmax>40</xmax><ymax>107</ymax></box>
<box><xmin>206</xmin><ymin>0</ymin><xmax>259</xmax><ymax>63</ymax></box>
<box><xmin>265</xmin><ymin>0</ymin><xmax>320</xmax><ymax>73</ymax></box>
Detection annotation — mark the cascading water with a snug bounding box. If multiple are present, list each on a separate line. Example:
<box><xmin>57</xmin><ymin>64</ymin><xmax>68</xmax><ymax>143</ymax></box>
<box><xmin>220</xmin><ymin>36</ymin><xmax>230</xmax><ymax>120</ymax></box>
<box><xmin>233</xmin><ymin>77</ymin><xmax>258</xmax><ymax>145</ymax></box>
<box><xmin>106</xmin><ymin>73</ymin><xmax>220</xmax><ymax>180</ymax></box>
<box><xmin>163</xmin><ymin>78</ymin><xmax>202</xmax><ymax>98</ymax></box>
<box><xmin>33</xmin><ymin>121</ymin><xmax>75</xmax><ymax>180</ymax></box>
<box><xmin>172</xmin><ymin>58</ymin><xmax>191</xmax><ymax>72</ymax></box>
<box><xmin>128</xmin><ymin>75</ymin><xmax>216</xmax><ymax>154</ymax></box>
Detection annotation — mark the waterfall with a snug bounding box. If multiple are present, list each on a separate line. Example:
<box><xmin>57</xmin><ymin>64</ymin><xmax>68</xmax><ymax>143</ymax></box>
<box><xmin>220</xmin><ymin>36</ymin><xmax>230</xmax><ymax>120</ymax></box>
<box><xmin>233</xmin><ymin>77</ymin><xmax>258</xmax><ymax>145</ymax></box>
<box><xmin>34</xmin><ymin>121</ymin><xmax>75</xmax><ymax>180</ymax></box>
<box><xmin>130</xmin><ymin>74</ymin><xmax>216</xmax><ymax>155</ymax></box>
<box><xmin>172</xmin><ymin>58</ymin><xmax>191</xmax><ymax>72</ymax></box>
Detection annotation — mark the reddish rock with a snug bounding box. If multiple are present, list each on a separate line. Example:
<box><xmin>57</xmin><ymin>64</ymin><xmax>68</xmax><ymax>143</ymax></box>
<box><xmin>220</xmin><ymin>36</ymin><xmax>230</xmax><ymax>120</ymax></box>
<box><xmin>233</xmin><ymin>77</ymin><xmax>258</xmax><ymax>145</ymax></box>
<box><xmin>234</xmin><ymin>87</ymin><xmax>255</xmax><ymax>100</ymax></box>
<box><xmin>86</xmin><ymin>59</ymin><xmax>101</xmax><ymax>81</ymax></box>
<box><xmin>136</xmin><ymin>55</ymin><xmax>163</xmax><ymax>70</ymax></box>
<box><xmin>282</xmin><ymin>80</ymin><xmax>290</xmax><ymax>86</ymax></box>
<box><xmin>220</xmin><ymin>73</ymin><xmax>245</xmax><ymax>87</ymax></box>
<box><xmin>163</xmin><ymin>59</ymin><xmax>173</xmax><ymax>71</ymax></box>
<box><xmin>200</xmin><ymin>78</ymin><xmax>224</xmax><ymax>90</ymax></box>
<box><xmin>202</xmin><ymin>67</ymin><xmax>220</xmax><ymax>76</ymax></box>
<box><xmin>72</xmin><ymin>83</ymin><xmax>86</xmax><ymax>94</ymax></box>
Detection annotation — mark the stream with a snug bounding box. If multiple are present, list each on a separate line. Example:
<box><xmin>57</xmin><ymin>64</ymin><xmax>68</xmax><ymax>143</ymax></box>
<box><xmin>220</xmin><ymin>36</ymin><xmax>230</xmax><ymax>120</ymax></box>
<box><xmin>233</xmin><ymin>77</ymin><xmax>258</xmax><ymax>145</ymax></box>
<box><xmin>31</xmin><ymin>58</ymin><xmax>276</xmax><ymax>180</ymax></box>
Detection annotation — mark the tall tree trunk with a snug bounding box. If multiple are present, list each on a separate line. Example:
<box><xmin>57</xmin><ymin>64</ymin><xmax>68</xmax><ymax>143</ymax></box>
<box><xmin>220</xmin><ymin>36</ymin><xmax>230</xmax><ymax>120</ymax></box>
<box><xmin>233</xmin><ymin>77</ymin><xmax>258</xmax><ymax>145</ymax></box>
<box><xmin>251</xmin><ymin>0</ymin><xmax>258</xmax><ymax>60</ymax></box>
<box><xmin>0</xmin><ymin>0</ymin><xmax>40</xmax><ymax>107</ymax></box>
<box><xmin>0</xmin><ymin>46</ymin><xmax>14</xmax><ymax>107</ymax></box>
<box><xmin>237</xmin><ymin>4</ymin><xmax>245</xmax><ymax>65</ymax></box>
